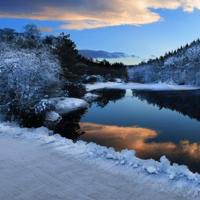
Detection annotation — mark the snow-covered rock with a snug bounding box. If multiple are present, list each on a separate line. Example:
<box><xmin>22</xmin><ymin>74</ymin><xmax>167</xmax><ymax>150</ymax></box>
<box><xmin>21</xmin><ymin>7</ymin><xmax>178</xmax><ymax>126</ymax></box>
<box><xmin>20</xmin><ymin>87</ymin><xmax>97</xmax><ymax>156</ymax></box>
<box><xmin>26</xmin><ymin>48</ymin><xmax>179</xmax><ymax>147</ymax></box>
<box><xmin>50</xmin><ymin>97</ymin><xmax>89</xmax><ymax>115</ymax></box>
<box><xmin>35</xmin><ymin>97</ymin><xmax>89</xmax><ymax>115</ymax></box>
<box><xmin>83</xmin><ymin>75</ymin><xmax>104</xmax><ymax>83</ymax></box>
<box><xmin>45</xmin><ymin>111</ymin><xmax>62</xmax><ymax>123</ymax></box>
<box><xmin>83</xmin><ymin>93</ymin><xmax>99</xmax><ymax>102</ymax></box>
<box><xmin>34</xmin><ymin>99</ymin><xmax>54</xmax><ymax>114</ymax></box>
<box><xmin>114</xmin><ymin>78</ymin><xmax>123</xmax><ymax>83</ymax></box>
<box><xmin>44</xmin><ymin>111</ymin><xmax>62</xmax><ymax>128</ymax></box>
<box><xmin>53</xmin><ymin>97</ymin><xmax>89</xmax><ymax>114</ymax></box>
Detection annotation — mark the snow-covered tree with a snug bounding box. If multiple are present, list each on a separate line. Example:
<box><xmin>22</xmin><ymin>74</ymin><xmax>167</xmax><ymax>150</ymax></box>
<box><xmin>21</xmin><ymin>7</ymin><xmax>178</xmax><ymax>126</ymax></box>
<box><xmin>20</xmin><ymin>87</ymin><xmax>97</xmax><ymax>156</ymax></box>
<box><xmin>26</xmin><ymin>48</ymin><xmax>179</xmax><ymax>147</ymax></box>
<box><xmin>0</xmin><ymin>42</ymin><xmax>62</xmax><ymax>112</ymax></box>
<box><xmin>128</xmin><ymin>39</ymin><xmax>200</xmax><ymax>86</ymax></box>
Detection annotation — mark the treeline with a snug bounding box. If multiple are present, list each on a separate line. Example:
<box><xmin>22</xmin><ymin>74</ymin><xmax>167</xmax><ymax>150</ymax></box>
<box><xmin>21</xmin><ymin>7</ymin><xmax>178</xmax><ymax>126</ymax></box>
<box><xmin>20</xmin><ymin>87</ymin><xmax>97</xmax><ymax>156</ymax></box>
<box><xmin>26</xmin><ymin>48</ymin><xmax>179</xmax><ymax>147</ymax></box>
<box><xmin>0</xmin><ymin>24</ymin><xmax>127</xmax><ymax>82</ymax></box>
<box><xmin>138</xmin><ymin>39</ymin><xmax>200</xmax><ymax>67</ymax></box>
<box><xmin>0</xmin><ymin>25</ymin><xmax>42</xmax><ymax>48</ymax></box>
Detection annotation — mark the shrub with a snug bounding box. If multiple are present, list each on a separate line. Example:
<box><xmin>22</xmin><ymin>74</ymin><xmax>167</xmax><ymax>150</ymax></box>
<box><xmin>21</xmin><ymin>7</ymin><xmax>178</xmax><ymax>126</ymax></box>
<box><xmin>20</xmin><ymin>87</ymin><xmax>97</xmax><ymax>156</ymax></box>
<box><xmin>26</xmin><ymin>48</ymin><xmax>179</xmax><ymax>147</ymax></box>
<box><xmin>0</xmin><ymin>43</ymin><xmax>62</xmax><ymax>112</ymax></box>
<box><xmin>65</xmin><ymin>83</ymin><xmax>86</xmax><ymax>98</ymax></box>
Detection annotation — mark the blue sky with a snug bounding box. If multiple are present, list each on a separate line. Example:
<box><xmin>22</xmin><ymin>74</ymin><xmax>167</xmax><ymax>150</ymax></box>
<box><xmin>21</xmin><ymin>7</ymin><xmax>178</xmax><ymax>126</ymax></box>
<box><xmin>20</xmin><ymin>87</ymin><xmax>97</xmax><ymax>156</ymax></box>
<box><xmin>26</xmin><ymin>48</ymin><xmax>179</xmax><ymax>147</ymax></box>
<box><xmin>0</xmin><ymin>1</ymin><xmax>200</xmax><ymax>60</ymax></box>
<box><xmin>67</xmin><ymin>9</ymin><xmax>200</xmax><ymax>59</ymax></box>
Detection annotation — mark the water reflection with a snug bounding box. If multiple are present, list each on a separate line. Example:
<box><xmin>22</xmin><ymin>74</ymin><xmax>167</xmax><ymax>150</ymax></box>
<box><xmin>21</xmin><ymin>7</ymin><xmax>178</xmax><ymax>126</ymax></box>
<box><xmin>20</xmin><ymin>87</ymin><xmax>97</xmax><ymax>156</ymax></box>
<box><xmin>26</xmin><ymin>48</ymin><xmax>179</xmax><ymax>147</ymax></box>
<box><xmin>132</xmin><ymin>90</ymin><xmax>200</xmax><ymax>122</ymax></box>
<box><xmin>54</xmin><ymin>89</ymin><xmax>200</xmax><ymax>173</ymax></box>
<box><xmin>92</xmin><ymin>89</ymin><xmax>126</xmax><ymax>107</ymax></box>
<box><xmin>79</xmin><ymin>122</ymin><xmax>200</xmax><ymax>173</ymax></box>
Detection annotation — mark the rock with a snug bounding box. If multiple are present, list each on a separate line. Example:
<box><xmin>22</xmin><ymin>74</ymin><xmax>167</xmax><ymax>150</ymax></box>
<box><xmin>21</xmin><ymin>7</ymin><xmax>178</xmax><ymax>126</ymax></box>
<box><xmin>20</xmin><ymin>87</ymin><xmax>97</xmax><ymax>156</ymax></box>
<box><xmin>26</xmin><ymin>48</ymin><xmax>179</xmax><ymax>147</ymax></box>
<box><xmin>83</xmin><ymin>93</ymin><xmax>99</xmax><ymax>102</ymax></box>
<box><xmin>83</xmin><ymin>75</ymin><xmax>104</xmax><ymax>83</ymax></box>
<box><xmin>45</xmin><ymin>111</ymin><xmax>62</xmax><ymax>123</ymax></box>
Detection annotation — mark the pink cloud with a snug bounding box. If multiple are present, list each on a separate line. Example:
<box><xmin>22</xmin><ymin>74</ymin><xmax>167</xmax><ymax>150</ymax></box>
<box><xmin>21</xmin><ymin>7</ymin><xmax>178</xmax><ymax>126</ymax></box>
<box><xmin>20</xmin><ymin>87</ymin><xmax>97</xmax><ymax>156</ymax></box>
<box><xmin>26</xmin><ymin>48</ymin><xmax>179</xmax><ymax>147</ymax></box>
<box><xmin>0</xmin><ymin>0</ymin><xmax>199</xmax><ymax>30</ymax></box>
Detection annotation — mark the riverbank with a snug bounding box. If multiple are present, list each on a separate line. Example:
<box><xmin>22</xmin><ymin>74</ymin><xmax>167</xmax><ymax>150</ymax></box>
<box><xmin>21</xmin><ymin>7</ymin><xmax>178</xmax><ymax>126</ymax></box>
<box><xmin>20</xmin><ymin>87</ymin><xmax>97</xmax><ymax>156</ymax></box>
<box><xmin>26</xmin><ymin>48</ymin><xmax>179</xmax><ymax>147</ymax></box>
<box><xmin>86</xmin><ymin>82</ymin><xmax>200</xmax><ymax>92</ymax></box>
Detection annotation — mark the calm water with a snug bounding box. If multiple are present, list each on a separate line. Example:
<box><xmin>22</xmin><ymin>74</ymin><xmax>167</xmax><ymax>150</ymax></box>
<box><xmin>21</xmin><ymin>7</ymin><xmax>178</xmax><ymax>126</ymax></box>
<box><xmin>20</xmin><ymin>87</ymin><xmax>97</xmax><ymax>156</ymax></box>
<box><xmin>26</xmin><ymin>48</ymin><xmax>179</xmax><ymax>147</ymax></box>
<box><xmin>77</xmin><ymin>89</ymin><xmax>200</xmax><ymax>173</ymax></box>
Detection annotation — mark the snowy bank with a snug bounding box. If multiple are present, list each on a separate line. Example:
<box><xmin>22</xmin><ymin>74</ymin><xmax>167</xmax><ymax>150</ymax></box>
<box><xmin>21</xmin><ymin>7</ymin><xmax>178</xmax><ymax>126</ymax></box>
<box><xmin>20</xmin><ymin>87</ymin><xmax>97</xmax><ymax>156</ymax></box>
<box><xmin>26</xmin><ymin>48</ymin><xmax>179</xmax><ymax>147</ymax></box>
<box><xmin>0</xmin><ymin>122</ymin><xmax>199</xmax><ymax>199</ymax></box>
<box><xmin>86</xmin><ymin>82</ymin><xmax>200</xmax><ymax>92</ymax></box>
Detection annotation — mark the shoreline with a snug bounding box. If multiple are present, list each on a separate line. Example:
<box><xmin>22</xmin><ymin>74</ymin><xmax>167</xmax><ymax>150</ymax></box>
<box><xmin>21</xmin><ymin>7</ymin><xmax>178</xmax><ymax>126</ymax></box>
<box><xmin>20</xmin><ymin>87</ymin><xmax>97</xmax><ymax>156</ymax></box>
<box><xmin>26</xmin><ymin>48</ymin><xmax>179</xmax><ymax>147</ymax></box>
<box><xmin>0</xmin><ymin>122</ymin><xmax>199</xmax><ymax>199</ymax></box>
<box><xmin>86</xmin><ymin>82</ymin><xmax>200</xmax><ymax>92</ymax></box>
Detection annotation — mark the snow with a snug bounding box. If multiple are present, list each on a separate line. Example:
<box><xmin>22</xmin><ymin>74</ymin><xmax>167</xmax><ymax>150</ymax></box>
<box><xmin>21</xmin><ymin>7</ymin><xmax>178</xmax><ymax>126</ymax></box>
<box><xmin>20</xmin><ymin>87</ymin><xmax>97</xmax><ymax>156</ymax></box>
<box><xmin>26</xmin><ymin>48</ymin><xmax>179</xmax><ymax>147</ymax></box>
<box><xmin>83</xmin><ymin>75</ymin><xmax>104</xmax><ymax>83</ymax></box>
<box><xmin>0</xmin><ymin>122</ymin><xmax>199</xmax><ymax>199</ymax></box>
<box><xmin>51</xmin><ymin>97</ymin><xmax>89</xmax><ymax>114</ymax></box>
<box><xmin>83</xmin><ymin>93</ymin><xmax>99</xmax><ymax>102</ymax></box>
<box><xmin>34</xmin><ymin>99</ymin><xmax>53</xmax><ymax>114</ymax></box>
<box><xmin>0</xmin><ymin>42</ymin><xmax>61</xmax><ymax>109</ymax></box>
<box><xmin>146</xmin><ymin>166</ymin><xmax>157</xmax><ymax>174</ymax></box>
<box><xmin>45</xmin><ymin>111</ymin><xmax>62</xmax><ymax>123</ymax></box>
<box><xmin>127</xmin><ymin>40</ymin><xmax>200</xmax><ymax>86</ymax></box>
<box><xmin>114</xmin><ymin>78</ymin><xmax>123</xmax><ymax>83</ymax></box>
<box><xmin>85</xmin><ymin>82</ymin><xmax>200</xmax><ymax>92</ymax></box>
<box><xmin>35</xmin><ymin>97</ymin><xmax>89</xmax><ymax>114</ymax></box>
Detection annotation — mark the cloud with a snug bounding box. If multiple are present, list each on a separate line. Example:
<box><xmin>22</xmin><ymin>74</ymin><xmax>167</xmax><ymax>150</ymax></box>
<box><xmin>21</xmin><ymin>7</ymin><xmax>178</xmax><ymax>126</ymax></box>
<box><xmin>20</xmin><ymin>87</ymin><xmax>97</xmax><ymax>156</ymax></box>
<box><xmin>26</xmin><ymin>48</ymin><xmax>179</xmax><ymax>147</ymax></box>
<box><xmin>0</xmin><ymin>0</ymin><xmax>200</xmax><ymax>30</ymax></box>
<box><xmin>181</xmin><ymin>0</ymin><xmax>200</xmax><ymax>12</ymax></box>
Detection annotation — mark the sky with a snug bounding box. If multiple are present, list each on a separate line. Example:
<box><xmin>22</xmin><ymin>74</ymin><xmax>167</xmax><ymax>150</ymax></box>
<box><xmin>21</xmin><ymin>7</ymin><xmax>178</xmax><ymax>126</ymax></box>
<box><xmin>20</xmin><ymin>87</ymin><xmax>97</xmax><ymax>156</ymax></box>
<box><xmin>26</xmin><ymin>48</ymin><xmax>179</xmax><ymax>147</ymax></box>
<box><xmin>0</xmin><ymin>0</ymin><xmax>200</xmax><ymax>61</ymax></box>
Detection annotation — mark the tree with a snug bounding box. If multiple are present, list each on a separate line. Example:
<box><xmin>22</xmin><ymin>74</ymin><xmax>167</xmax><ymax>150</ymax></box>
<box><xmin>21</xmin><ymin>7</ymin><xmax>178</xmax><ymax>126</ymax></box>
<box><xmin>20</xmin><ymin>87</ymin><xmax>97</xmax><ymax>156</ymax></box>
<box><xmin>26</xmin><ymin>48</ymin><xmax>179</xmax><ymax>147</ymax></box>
<box><xmin>0</xmin><ymin>44</ymin><xmax>61</xmax><ymax>111</ymax></box>
<box><xmin>23</xmin><ymin>24</ymin><xmax>41</xmax><ymax>48</ymax></box>
<box><xmin>43</xmin><ymin>35</ymin><xmax>55</xmax><ymax>45</ymax></box>
<box><xmin>0</xmin><ymin>28</ymin><xmax>16</xmax><ymax>42</ymax></box>
<box><xmin>54</xmin><ymin>33</ymin><xmax>79</xmax><ymax>73</ymax></box>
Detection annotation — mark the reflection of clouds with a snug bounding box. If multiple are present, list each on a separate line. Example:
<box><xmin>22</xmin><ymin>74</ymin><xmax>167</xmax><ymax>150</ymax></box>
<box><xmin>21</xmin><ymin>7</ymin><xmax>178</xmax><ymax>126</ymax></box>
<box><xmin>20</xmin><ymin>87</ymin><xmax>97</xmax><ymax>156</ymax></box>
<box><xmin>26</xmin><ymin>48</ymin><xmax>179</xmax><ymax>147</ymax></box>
<box><xmin>80</xmin><ymin>123</ymin><xmax>200</xmax><ymax>163</ymax></box>
<box><xmin>0</xmin><ymin>1</ymin><xmax>200</xmax><ymax>29</ymax></box>
<box><xmin>178</xmin><ymin>140</ymin><xmax>200</xmax><ymax>160</ymax></box>
<box><xmin>80</xmin><ymin>122</ymin><xmax>157</xmax><ymax>151</ymax></box>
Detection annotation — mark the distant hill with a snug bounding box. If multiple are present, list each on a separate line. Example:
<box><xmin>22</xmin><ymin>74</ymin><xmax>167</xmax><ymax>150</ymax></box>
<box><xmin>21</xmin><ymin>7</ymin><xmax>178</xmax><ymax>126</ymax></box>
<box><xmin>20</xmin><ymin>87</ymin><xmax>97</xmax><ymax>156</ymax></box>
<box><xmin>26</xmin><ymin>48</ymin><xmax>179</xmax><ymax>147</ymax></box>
<box><xmin>79</xmin><ymin>49</ymin><xmax>136</xmax><ymax>59</ymax></box>
<box><xmin>128</xmin><ymin>39</ymin><xmax>200</xmax><ymax>86</ymax></box>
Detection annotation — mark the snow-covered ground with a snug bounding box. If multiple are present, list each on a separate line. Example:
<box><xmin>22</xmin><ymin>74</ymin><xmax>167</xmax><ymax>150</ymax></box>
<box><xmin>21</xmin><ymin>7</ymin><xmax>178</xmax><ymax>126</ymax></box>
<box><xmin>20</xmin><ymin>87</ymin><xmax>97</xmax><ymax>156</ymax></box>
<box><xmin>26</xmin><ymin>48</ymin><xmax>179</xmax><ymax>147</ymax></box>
<box><xmin>0</xmin><ymin>122</ymin><xmax>199</xmax><ymax>200</ymax></box>
<box><xmin>86</xmin><ymin>82</ymin><xmax>200</xmax><ymax>92</ymax></box>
